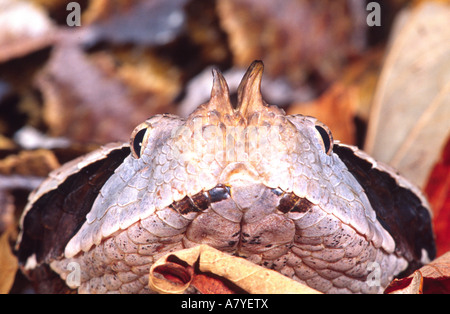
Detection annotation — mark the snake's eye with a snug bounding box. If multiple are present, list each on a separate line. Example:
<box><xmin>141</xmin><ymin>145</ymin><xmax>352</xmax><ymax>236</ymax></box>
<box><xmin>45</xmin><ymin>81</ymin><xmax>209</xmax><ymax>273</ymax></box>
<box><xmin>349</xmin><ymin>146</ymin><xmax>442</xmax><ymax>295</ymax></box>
<box><xmin>130</xmin><ymin>122</ymin><xmax>151</xmax><ymax>159</ymax></box>
<box><xmin>314</xmin><ymin>122</ymin><xmax>333</xmax><ymax>155</ymax></box>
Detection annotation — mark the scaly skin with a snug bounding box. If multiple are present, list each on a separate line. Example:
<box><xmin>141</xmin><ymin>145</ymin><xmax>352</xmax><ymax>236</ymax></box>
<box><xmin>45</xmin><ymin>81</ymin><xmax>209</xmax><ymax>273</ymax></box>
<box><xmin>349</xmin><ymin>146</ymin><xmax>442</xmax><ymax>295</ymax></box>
<box><xmin>20</xmin><ymin>61</ymin><xmax>434</xmax><ymax>294</ymax></box>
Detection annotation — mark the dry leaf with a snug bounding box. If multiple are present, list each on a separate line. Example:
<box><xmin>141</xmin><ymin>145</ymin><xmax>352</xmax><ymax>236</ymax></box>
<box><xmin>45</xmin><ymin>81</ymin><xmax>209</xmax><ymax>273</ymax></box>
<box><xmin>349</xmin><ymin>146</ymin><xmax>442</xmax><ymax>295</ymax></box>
<box><xmin>0</xmin><ymin>227</ymin><xmax>18</xmax><ymax>294</ymax></box>
<box><xmin>149</xmin><ymin>244</ymin><xmax>321</xmax><ymax>294</ymax></box>
<box><xmin>288</xmin><ymin>47</ymin><xmax>385</xmax><ymax>146</ymax></box>
<box><xmin>83</xmin><ymin>0</ymin><xmax>188</xmax><ymax>46</ymax></box>
<box><xmin>338</xmin><ymin>48</ymin><xmax>385</xmax><ymax>123</ymax></box>
<box><xmin>0</xmin><ymin>149</ymin><xmax>60</xmax><ymax>176</ymax></box>
<box><xmin>288</xmin><ymin>83</ymin><xmax>358</xmax><ymax>145</ymax></box>
<box><xmin>0</xmin><ymin>135</ymin><xmax>15</xmax><ymax>150</ymax></box>
<box><xmin>385</xmin><ymin>270</ymin><xmax>424</xmax><ymax>294</ymax></box>
<box><xmin>36</xmin><ymin>42</ymin><xmax>135</xmax><ymax>143</ymax></box>
<box><xmin>102</xmin><ymin>48</ymin><xmax>181</xmax><ymax>107</ymax></box>
<box><xmin>36</xmin><ymin>41</ymin><xmax>173</xmax><ymax>143</ymax></box>
<box><xmin>151</xmin><ymin>260</ymin><xmax>239</xmax><ymax>294</ymax></box>
<box><xmin>0</xmin><ymin>190</ymin><xmax>14</xmax><ymax>235</ymax></box>
<box><xmin>217</xmin><ymin>0</ymin><xmax>367</xmax><ymax>88</ymax></box>
<box><xmin>184</xmin><ymin>0</ymin><xmax>231</xmax><ymax>67</ymax></box>
<box><xmin>364</xmin><ymin>2</ymin><xmax>450</xmax><ymax>188</ymax></box>
<box><xmin>0</xmin><ymin>0</ymin><xmax>56</xmax><ymax>63</ymax></box>
<box><xmin>425</xmin><ymin>138</ymin><xmax>450</xmax><ymax>257</ymax></box>
<box><xmin>385</xmin><ymin>251</ymin><xmax>450</xmax><ymax>294</ymax></box>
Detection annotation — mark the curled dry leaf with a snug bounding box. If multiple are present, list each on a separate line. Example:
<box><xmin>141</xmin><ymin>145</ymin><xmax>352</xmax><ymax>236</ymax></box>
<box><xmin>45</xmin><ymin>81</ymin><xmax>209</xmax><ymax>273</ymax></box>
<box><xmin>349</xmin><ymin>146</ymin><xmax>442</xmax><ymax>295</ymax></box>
<box><xmin>149</xmin><ymin>244</ymin><xmax>321</xmax><ymax>294</ymax></box>
<box><xmin>385</xmin><ymin>251</ymin><xmax>450</xmax><ymax>294</ymax></box>
<box><xmin>364</xmin><ymin>1</ymin><xmax>450</xmax><ymax>189</ymax></box>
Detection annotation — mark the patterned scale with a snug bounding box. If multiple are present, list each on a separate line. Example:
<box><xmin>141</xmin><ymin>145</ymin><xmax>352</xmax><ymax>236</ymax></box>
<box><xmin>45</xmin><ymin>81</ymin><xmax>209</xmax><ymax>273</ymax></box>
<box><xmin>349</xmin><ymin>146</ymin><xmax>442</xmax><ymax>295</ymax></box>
<box><xmin>50</xmin><ymin>183</ymin><xmax>406</xmax><ymax>294</ymax></box>
<box><xmin>17</xmin><ymin>61</ymin><xmax>435</xmax><ymax>294</ymax></box>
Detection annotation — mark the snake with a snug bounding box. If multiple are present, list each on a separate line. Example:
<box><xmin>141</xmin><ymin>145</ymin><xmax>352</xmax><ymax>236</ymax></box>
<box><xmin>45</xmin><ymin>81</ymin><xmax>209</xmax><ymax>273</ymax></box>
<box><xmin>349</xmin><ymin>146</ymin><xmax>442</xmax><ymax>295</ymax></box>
<box><xmin>16</xmin><ymin>61</ymin><xmax>435</xmax><ymax>294</ymax></box>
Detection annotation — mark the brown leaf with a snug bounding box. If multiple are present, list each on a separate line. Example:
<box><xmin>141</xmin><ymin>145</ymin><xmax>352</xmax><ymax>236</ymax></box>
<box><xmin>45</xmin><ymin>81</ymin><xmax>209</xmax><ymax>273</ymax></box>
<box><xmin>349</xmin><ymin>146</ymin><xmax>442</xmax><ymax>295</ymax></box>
<box><xmin>217</xmin><ymin>0</ymin><xmax>367</xmax><ymax>89</ymax></box>
<box><xmin>385</xmin><ymin>270</ymin><xmax>424</xmax><ymax>294</ymax></box>
<box><xmin>0</xmin><ymin>0</ymin><xmax>56</xmax><ymax>63</ymax></box>
<box><xmin>149</xmin><ymin>244</ymin><xmax>321</xmax><ymax>294</ymax></box>
<box><xmin>0</xmin><ymin>135</ymin><xmax>15</xmax><ymax>150</ymax></box>
<box><xmin>0</xmin><ymin>149</ymin><xmax>60</xmax><ymax>176</ymax></box>
<box><xmin>191</xmin><ymin>272</ymin><xmax>241</xmax><ymax>294</ymax></box>
<box><xmin>152</xmin><ymin>259</ymin><xmax>238</xmax><ymax>294</ymax></box>
<box><xmin>364</xmin><ymin>1</ymin><xmax>450</xmax><ymax>189</ymax></box>
<box><xmin>0</xmin><ymin>227</ymin><xmax>18</xmax><ymax>294</ymax></box>
<box><xmin>287</xmin><ymin>47</ymin><xmax>385</xmax><ymax>147</ymax></box>
<box><xmin>338</xmin><ymin>48</ymin><xmax>385</xmax><ymax>124</ymax></box>
<box><xmin>288</xmin><ymin>83</ymin><xmax>358</xmax><ymax>145</ymax></box>
<box><xmin>36</xmin><ymin>41</ymin><xmax>174</xmax><ymax>143</ymax></box>
<box><xmin>385</xmin><ymin>251</ymin><xmax>450</xmax><ymax>294</ymax></box>
<box><xmin>0</xmin><ymin>190</ymin><xmax>14</xmax><ymax>235</ymax></box>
